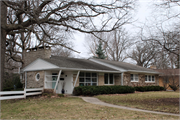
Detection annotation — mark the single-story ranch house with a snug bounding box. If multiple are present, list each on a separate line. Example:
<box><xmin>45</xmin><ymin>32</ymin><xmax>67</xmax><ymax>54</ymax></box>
<box><xmin>22</xmin><ymin>47</ymin><xmax>159</xmax><ymax>94</ymax></box>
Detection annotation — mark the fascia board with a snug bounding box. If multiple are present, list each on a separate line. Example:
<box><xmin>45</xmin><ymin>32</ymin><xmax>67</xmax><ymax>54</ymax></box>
<box><xmin>127</xmin><ymin>70</ymin><xmax>160</xmax><ymax>74</ymax></box>
<box><xmin>89</xmin><ymin>59</ymin><xmax>127</xmax><ymax>72</ymax></box>
<box><xmin>24</xmin><ymin>67</ymin><xmax>121</xmax><ymax>73</ymax></box>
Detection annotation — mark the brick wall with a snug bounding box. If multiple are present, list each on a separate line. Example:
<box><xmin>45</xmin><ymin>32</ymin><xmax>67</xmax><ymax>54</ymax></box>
<box><xmin>114</xmin><ymin>74</ymin><xmax>121</xmax><ymax>85</ymax></box>
<box><xmin>123</xmin><ymin>72</ymin><xmax>159</xmax><ymax>86</ymax></box>
<box><xmin>98</xmin><ymin>75</ymin><xmax>104</xmax><ymax>86</ymax></box>
<box><xmin>26</xmin><ymin>71</ymin><xmax>44</xmax><ymax>88</ymax></box>
<box><xmin>24</xmin><ymin>48</ymin><xmax>51</xmax><ymax>67</ymax></box>
<box><xmin>159</xmin><ymin>76</ymin><xmax>179</xmax><ymax>91</ymax></box>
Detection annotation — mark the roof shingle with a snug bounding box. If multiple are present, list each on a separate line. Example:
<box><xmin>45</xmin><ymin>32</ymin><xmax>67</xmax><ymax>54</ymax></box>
<box><xmin>42</xmin><ymin>56</ymin><xmax>118</xmax><ymax>72</ymax></box>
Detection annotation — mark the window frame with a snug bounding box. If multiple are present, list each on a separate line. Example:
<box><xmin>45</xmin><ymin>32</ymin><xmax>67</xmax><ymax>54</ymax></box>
<box><xmin>131</xmin><ymin>74</ymin><xmax>139</xmax><ymax>82</ymax></box>
<box><xmin>104</xmin><ymin>73</ymin><xmax>114</xmax><ymax>85</ymax></box>
<box><xmin>35</xmin><ymin>73</ymin><xmax>40</xmax><ymax>81</ymax></box>
<box><xmin>145</xmin><ymin>75</ymin><xmax>155</xmax><ymax>82</ymax></box>
<box><xmin>79</xmin><ymin>72</ymin><xmax>98</xmax><ymax>86</ymax></box>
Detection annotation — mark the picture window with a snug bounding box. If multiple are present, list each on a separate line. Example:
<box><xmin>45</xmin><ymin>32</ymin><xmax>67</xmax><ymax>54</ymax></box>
<box><xmin>79</xmin><ymin>72</ymin><xmax>97</xmax><ymax>86</ymax></box>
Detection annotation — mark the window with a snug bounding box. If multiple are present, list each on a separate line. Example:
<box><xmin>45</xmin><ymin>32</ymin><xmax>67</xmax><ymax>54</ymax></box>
<box><xmin>79</xmin><ymin>72</ymin><xmax>97</xmax><ymax>86</ymax></box>
<box><xmin>35</xmin><ymin>73</ymin><xmax>40</xmax><ymax>81</ymax></box>
<box><xmin>104</xmin><ymin>73</ymin><xmax>114</xmax><ymax>84</ymax></box>
<box><xmin>131</xmin><ymin>74</ymin><xmax>138</xmax><ymax>82</ymax></box>
<box><xmin>145</xmin><ymin>75</ymin><xmax>155</xmax><ymax>82</ymax></box>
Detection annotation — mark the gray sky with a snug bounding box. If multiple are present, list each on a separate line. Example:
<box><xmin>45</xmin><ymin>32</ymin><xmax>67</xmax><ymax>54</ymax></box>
<box><xmin>72</xmin><ymin>0</ymin><xmax>151</xmax><ymax>59</ymax></box>
<box><xmin>71</xmin><ymin>0</ymin><xmax>179</xmax><ymax>61</ymax></box>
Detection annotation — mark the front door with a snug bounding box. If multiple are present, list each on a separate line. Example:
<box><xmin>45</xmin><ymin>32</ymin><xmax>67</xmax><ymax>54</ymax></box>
<box><xmin>52</xmin><ymin>73</ymin><xmax>58</xmax><ymax>89</ymax></box>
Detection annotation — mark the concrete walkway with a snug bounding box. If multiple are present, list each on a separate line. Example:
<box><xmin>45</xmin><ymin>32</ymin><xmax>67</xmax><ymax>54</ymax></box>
<box><xmin>81</xmin><ymin>97</ymin><xmax>180</xmax><ymax>117</ymax></box>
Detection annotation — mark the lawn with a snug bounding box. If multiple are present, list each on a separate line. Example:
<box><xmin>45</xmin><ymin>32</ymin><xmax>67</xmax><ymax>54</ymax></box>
<box><xmin>1</xmin><ymin>96</ymin><xmax>179</xmax><ymax>119</ymax></box>
<box><xmin>96</xmin><ymin>91</ymin><xmax>179</xmax><ymax>114</ymax></box>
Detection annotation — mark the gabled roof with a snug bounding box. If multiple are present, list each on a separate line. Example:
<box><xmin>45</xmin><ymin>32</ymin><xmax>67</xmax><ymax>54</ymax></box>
<box><xmin>90</xmin><ymin>58</ymin><xmax>159</xmax><ymax>74</ymax></box>
<box><xmin>23</xmin><ymin>56</ymin><xmax>159</xmax><ymax>74</ymax></box>
<box><xmin>41</xmin><ymin>56</ymin><xmax>119</xmax><ymax>72</ymax></box>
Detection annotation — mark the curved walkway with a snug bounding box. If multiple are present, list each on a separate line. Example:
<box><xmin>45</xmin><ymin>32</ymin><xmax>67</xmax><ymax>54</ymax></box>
<box><xmin>81</xmin><ymin>97</ymin><xmax>180</xmax><ymax>117</ymax></box>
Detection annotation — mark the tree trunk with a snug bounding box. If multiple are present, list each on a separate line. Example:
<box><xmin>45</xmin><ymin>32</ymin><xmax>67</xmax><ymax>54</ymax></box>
<box><xmin>1</xmin><ymin>1</ymin><xmax>7</xmax><ymax>91</ymax></box>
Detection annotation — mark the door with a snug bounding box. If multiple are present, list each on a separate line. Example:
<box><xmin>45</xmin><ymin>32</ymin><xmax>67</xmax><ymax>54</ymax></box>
<box><xmin>52</xmin><ymin>73</ymin><xmax>58</xmax><ymax>89</ymax></box>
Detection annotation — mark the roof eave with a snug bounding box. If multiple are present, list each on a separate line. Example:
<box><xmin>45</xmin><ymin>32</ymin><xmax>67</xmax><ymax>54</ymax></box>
<box><xmin>24</xmin><ymin>67</ymin><xmax>120</xmax><ymax>73</ymax></box>
<box><xmin>127</xmin><ymin>70</ymin><xmax>160</xmax><ymax>74</ymax></box>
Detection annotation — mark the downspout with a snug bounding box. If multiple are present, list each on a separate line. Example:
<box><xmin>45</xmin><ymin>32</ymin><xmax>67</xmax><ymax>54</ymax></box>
<box><xmin>121</xmin><ymin>72</ymin><xmax>124</xmax><ymax>86</ymax></box>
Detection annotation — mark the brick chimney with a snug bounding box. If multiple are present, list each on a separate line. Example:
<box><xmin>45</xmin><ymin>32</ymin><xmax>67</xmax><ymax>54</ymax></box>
<box><xmin>150</xmin><ymin>65</ymin><xmax>157</xmax><ymax>69</ymax></box>
<box><xmin>24</xmin><ymin>46</ymin><xmax>51</xmax><ymax>67</ymax></box>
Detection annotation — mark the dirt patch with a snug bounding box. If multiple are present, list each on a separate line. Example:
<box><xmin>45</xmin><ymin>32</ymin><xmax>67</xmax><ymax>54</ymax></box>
<box><xmin>153</xmin><ymin>98</ymin><xmax>179</xmax><ymax>105</ymax></box>
<box><xmin>120</xmin><ymin>98</ymin><xmax>179</xmax><ymax>106</ymax></box>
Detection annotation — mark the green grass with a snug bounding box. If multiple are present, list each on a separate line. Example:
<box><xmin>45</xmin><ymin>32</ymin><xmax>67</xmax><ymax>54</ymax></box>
<box><xmin>1</xmin><ymin>96</ymin><xmax>179</xmax><ymax>119</ymax></box>
<box><xmin>96</xmin><ymin>91</ymin><xmax>180</xmax><ymax>114</ymax></box>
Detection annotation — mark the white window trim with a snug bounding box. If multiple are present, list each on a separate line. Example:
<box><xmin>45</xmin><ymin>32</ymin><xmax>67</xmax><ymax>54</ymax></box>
<box><xmin>104</xmin><ymin>73</ymin><xmax>114</xmax><ymax>85</ymax></box>
<box><xmin>79</xmin><ymin>72</ymin><xmax>98</xmax><ymax>86</ymax></box>
<box><xmin>131</xmin><ymin>74</ymin><xmax>139</xmax><ymax>82</ymax></box>
<box><xmin>145</xmin><ymin>75</ymin><xmax>155</xmax><ymax>82</ymax></box>
<box><xmin>35</xmin><ymin>73</ymin><xmax>40</xmax><ymax>81</ymax></box>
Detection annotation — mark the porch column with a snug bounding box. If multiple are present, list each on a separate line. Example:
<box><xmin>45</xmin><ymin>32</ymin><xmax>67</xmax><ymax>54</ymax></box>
<box><xmin>121</xmin><ymin>72</ymin><xmax>124</xmax><ymax>85</ymax></box>
<box><xmin>54</xmin><ymin>70</ymin><xmax>62</xmax><ymax>92</ymax></box>
<box><xmin>72</xmin><ymin>71</ymin><xmax>80</xmax><ymax>92</ymax></box>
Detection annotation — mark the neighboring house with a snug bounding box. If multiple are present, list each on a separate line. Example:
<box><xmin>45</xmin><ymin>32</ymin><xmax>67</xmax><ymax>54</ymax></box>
<box><xmin>21</xmin><ymin>47</ymin><xmax>159</xmax><ymax>94</ymax></box>
<box><xmin>155</xmin><ymin>69</ymin><xmax>179</xmax><ymax>91</ymax></box>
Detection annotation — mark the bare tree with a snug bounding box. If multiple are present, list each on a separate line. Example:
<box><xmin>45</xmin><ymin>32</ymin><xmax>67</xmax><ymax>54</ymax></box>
<box><xmin>86</xmin><ymin>28</ymin><xmax>132</xmax><ymax>61</ymax></box>
<box><xmin>51</xmin><ymin>46</ymin><xmax>74</xmax><ymax>57</ymax></box>
<box><xmin>140</xmin><ymin>24</ymin><xmax>179</xmax><ymax>68</ymax></box>
<box><xmin>106</xmin><ymin>29</ymin><xmax>131</xmax><ymax>61</ymax></box>
<box><xmin>128</xmin><ymin>41</ymin><xmax>158</xmax><ymax>68</ymax></box>
<box><xmin>1</xmin><ymin>0</ymin><xmax>136</xmax><ymax>90</ymax></box>
<box><xmin>154</xmin><ymin>0</ymin><xmax>180</xmax><ymax>20</ymax></box>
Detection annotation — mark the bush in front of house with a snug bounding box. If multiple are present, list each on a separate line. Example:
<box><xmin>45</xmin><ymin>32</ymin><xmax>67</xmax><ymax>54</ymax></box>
<box><xmin>134</xmin><ymin>86</ymin><xmax>164</xmax><ymax>92</ymax></box>
<box><xmin>73</xmin><ymin>85</ymin><xmax>135</xmax><ymax>96</ymax></box>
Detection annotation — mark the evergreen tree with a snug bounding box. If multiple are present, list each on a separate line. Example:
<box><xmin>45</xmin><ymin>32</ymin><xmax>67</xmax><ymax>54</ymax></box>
<box><xmin>94</xmin><ymin>42</ymin><xmax>106</xmax><ymax>59</ymax></box>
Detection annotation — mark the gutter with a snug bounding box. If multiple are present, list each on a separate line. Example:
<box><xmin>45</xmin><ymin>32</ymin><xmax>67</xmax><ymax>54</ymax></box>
<box><xmin>23</xmin><ymin>67</ymin><xmax>121</xmax><ymax>73</ymax></box>
<box><xmin>127</xmin><ymin>70</ymin><xmax>160</xmax><ymax>74</ymax></box>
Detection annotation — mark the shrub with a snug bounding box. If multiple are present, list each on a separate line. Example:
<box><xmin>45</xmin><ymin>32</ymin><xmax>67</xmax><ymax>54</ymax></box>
<box><xmin>42</xmin><ymin>93</ymin><xmax>48</xmax><ymax>96</ymax></box>
<box><xmin>134</xmin><ymin>86</ymin><xmax>164</xmax><ymax>92</ymax></box>
<box><xmin>169</xmin><ymin>85</ymin><xmax>178</xmax><ymax>91</ymax></box>
<box><xmin>58</xmin><ymin>94</ymin><xmax>64</xmax><ymax>97</ymax></box>
<box><xmin>73</xmin><ymin>85</ymin><xmax>135</xmax><ymax>96</ymax></box>
<box><xmin>3</xmin><ymin>87</ymin><xmax>14</xmax><ymax>91</ymax></box>
<box><xmin>3</xmin><ymin>73</ymin><xmax>23</xmax><ymax>91</ymax></box>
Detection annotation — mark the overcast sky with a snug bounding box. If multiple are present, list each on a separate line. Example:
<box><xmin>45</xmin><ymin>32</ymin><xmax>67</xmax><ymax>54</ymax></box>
<box><xmin>72</xmin><ymin>0</ymin><xmax>152</xmax><ymax>59</ymax></box>
<box><xmin>71</xmin><ymin>0</ymin><xmax>179</xmax><ymax>62</ymax></box>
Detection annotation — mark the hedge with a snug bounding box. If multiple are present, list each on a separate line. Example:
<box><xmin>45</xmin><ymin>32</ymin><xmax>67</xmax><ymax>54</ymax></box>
<box><xmin>73</xmin><ymin>85</ymin><xmax>135</xmax><ymax>96</ymax></box>
<box><xmin>134</xmin><ymin>86</ymin><xmax>164</xmax><ymax>92</ymax></box>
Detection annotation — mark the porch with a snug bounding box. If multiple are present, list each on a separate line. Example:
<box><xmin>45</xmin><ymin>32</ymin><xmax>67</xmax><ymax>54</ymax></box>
<box><xmin>44</xmin><ymin>70</ymin><xmax>80</xmax><ymax>94</ymax></box>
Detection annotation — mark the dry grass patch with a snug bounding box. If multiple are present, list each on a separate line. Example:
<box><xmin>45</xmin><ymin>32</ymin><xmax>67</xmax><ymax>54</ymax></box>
<box><xmin>1</xmin><ymin>96</ymin><xmax>179</xmax><ymax>119</ymax></box>
<box><xmin>96</xmin><ymin>91</ymin><xmax>179</xmax><ymax>114</ymax></box>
